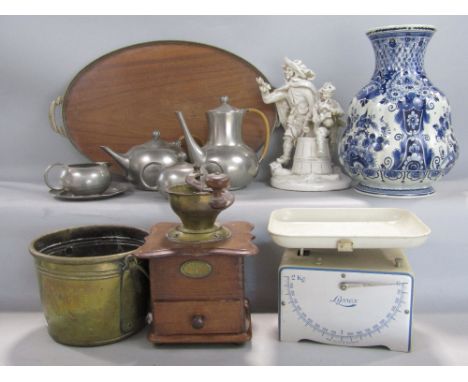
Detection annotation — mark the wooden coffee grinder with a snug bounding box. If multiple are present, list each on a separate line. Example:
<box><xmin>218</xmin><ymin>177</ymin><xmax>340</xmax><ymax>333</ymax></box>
<box><xmin>135</xmin><ymin>169</ymin><xmax>258</xmax><ymax>344</ymax></box>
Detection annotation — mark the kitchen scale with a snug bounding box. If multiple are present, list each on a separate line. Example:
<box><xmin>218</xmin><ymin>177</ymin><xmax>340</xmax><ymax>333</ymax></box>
<box><xmin>268</xmin><ymin>208</ymin><xmax>430</xmax><ymax>352</ymax></box>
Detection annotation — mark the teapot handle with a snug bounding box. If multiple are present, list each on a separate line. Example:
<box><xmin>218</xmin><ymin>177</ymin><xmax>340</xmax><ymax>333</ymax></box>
<box><xmin>246</xmin><ymin>108</ymin><xmax>271</xmax><ymax>163</ymax></box>
<box><xmin>48</xmin><ymin>96</ymin><xmax>68</xmax><ymax>137</ymax></box>
<box><xmin>139</xmin><ymin>161</ymin><xmax>162</xmax><ymax>191</ymax></box>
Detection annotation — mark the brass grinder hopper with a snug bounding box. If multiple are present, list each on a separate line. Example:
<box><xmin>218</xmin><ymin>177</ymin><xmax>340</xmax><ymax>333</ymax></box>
<box><xmin>166</xmin><ymin>169</ymin><xmax>234</xmax><ymax>243</ymax></box>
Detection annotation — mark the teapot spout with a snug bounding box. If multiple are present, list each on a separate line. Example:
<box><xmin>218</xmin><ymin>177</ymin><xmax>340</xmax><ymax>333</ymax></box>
<box><xmin>100</xmin><ymin>146</ymin><xmax>130</xmax><ymax>171</ymax></box>
<box><xmin>175</xmin><ymin>111</ymin><xmax>206</xmax><ymax>166</ymax></box>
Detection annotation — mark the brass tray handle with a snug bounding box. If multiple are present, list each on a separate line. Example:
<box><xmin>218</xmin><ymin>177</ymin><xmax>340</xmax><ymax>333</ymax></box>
<box><xmin>48</xmin><ymin>96</ymin><xmax>68</xmax><ymax>137</ymax></box>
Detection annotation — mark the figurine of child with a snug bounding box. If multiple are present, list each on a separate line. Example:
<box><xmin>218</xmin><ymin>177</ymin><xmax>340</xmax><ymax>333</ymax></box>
<box><xmin>316</xmin><ymin>82</ymin><xmax>344</xmax><ymax>156</ymax></box>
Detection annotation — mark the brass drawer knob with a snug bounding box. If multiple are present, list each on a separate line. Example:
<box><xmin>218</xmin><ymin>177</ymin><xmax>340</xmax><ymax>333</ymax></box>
<box><xmin>191</xmin><ymin>315</ymin><xmax>205</xmax><ymax>329</ymax></box>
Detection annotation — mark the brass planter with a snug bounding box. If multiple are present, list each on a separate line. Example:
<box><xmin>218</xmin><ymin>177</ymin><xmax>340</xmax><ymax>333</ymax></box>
<box><xmin>29</xmin><ymin>225</ymin><xmax>149</xmax><ymax>346</ymax></box>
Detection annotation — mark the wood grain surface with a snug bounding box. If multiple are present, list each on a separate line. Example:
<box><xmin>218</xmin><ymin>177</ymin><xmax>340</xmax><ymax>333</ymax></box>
<box><xmin>135</xmin><ymin>221</ymin><xmax>258</xmax><ymax>258</ymax></box>
<box><xmin>60</xmin><ymin>41</ymin><xmax>276</xmax><ymax>170</ymax></box>
<box><xmin>148</xmin><ymin>300</ymin><xmax>252</xmax><ymax>344</ymax></box>
<box><xmin>152</xmin><ymin>300</ymin><xmax>245</xmax><ymax>335</ymax></box>
<box><xmin>149</xmin><ymin>255</ymin><xmax>244</xmax><ymax>301</ymax></box>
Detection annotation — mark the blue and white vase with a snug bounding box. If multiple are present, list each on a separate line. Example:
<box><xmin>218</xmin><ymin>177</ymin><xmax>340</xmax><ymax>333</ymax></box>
<box><xmin>339</xmin><ymin>25</ymin><xmax>459</xmax><ymax>197</ymax></box>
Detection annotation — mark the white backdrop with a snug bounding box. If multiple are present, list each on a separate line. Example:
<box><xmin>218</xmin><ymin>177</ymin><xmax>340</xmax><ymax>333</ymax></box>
<box><xmin>0</xmin><ymin>16</ymin><xmax>467</xmax><ymax>314</ymax></box>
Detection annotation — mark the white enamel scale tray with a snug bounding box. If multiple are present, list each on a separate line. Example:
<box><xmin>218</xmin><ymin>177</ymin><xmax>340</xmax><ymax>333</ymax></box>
<box><xmin>268</xmin><ymin>208</ymin><xmax>431</xmax><ymax>250</ymax></box>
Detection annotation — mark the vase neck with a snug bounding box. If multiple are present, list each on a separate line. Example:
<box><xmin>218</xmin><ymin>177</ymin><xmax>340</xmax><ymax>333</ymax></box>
<box><xmin>368</xmin><ymin>27</ymin><xmax>435</xmax><ymax>77</ymax></box>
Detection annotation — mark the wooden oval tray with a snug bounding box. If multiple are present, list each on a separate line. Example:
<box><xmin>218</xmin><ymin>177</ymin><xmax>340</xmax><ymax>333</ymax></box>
<box><xmin>51</xmin><ymin>41</ymin><xmax>277</xmax><ymax>169</ymax></box>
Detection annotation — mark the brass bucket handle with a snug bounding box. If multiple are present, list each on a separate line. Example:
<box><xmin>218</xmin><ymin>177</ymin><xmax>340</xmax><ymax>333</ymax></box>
<box><xmin>122</xmin><ymin>254</ymin><xmax>149</xmax><ymax>280</ymax></box>
<box><xmin>119</xmin><ymin>254</ymin><xmax>150</xmax><ymax>334</ymax></box>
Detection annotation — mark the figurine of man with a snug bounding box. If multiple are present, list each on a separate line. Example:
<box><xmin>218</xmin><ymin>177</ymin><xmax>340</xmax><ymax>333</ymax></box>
<box><xmin>316</xmin><ymin>82</ymin><xmax>344</xmax><ymax>155</ymax></box>
<box><xmin>257</xmin><ymin>57</ymin><xmax>319</xmax><ymax>166</ymax></box>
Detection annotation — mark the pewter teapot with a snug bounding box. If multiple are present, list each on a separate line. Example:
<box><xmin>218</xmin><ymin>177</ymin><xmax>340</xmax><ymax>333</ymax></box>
<box><xmin>100</xmin><ymin>130</ymin><xmax>187</xmax><ymax>191</ymax></box>
<box><xmin>176</xmin><ymin>96</ymin><xmax>271</xmax><ymax>190</ymax></box>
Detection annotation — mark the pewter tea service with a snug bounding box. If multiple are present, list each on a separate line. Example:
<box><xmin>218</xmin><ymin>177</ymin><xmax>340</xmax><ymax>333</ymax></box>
<box><xmin>43</xmin><ymin>162</ymin><xmax>112</xmax><ymax>196</ymax></box>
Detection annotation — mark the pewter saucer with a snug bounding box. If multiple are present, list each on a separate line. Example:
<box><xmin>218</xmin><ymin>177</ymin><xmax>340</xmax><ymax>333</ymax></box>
<box><xmin>50</xmin><ymin>182</ymin><xmax>130</xmax><ymax>201</ymax></box>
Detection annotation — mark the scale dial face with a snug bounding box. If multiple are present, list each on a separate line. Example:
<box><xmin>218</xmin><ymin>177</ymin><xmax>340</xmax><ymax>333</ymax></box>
<box><xmin>279</xmin><ymin>267</ymin><xmax>413</xmax><ymax>352</ymax></box>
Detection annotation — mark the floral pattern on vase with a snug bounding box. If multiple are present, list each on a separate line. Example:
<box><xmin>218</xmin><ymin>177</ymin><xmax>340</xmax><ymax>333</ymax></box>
<box><xmin>339</xmin><ymin>25</ymin><xmax>459</xmax><ymax>197</ymax></box>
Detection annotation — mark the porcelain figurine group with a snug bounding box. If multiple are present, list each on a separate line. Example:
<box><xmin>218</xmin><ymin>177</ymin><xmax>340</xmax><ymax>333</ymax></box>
<box><xmin>257</xmin><ymin>57</ymin><xmax>351</xmax><ymax>191</ymax></box>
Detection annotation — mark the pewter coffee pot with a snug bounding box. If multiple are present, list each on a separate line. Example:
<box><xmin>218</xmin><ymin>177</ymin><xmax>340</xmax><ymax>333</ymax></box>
<box><xmin>100</xmin><ymin>131</ymin><xmax>187</xmax><ymax>191</ymax></box>
<box><xmin>176</xmin><ymin>96</ymin><xmax>271</xmax><ymax>190</ymax></box>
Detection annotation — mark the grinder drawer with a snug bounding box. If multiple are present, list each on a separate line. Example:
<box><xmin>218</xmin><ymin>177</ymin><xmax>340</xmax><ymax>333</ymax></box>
<box><xmin>152</xmin><ymin>300</ymin><xmax>245</xmax><ymax>335</ymax></box>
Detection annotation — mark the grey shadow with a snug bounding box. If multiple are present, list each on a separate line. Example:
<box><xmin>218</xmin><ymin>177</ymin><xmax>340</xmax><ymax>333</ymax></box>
<box><xmin>7</xmin><ymin>325</ymin><xmax>254</xmax><ymax>366</ymax></box>
<box><xmin>274</xmin><ymin>326</ymin><xmax>447</xmax><ymax>366</ymax></box>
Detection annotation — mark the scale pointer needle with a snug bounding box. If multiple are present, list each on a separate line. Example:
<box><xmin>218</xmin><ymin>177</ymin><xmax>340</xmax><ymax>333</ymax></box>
<box><xmin>339</xmin><ymin>281</ymin><xmax>407</xmax><ymax>290</ymax></box>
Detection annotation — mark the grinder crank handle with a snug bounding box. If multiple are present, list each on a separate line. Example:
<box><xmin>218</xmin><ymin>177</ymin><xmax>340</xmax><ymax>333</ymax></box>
<box><xmin>205</xmin><ymin>172</ymin><xmax>234</xmax><ymax>210</ymax></box>
<box><xmin>185</xmin><ymin>161</ymin><xmax>224</xmax><ymax>192</ymax></box>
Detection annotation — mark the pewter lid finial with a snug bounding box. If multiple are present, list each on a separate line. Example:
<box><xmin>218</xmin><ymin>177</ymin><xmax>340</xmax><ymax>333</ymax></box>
<box><xmin>152</xmin><ymin>130</ymin><xmax>161</xmax><ymax>141</ymax></box>
<box><xmin>209</xmin><ymin>95</ymin><xmax>240</xmax><ymax>114</ymax></box>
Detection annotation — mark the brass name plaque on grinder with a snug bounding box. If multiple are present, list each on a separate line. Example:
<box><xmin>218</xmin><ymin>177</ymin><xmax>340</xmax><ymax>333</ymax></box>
<box><xmin>180</xmin><ymin>260</ymin><xmax>212</xmax><ymax>278</ymax></box>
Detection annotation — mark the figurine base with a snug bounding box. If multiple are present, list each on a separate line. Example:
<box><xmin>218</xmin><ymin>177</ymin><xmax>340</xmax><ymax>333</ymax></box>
<box><xmin>353</xmin><ymin>183</ymin><xmax>435</xmax><ymax>198</ymax></box>
<box><xmin>270</xmin><ymin>167</ymin><xmax>351</xmax><ymax>191</ymax></box>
